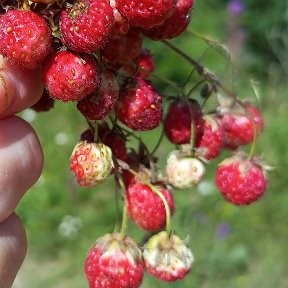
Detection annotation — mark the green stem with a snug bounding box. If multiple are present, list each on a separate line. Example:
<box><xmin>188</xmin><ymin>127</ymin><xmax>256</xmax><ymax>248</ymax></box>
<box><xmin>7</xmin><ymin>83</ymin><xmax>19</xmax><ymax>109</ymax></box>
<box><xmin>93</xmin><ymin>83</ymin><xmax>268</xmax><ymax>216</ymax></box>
<box><xmin>248</xmin><ymin>110</ymin><xmax>257</xmax><ymax>161</ymax></box>
<box><xmin>162</xmin><ymin>40</ymin><xmax>237</xmax><ymax>100</ymax></box>
<box><xmin>117</xmin><ymin>176</ymin><xmax>128</xmax><ymax>237</ymax></box>
<box><xmin>113</xmin><ymin>177</ymin><xmax>121</xmax><ymax>233</ymax></box>
<box><xmin>151</xmin><ymin>127</ymin><xmax>164</xmax><ymax>156</ymax></box>
<box><xmin>186</xmin><ymin>79</ymin><xmax>206</xmax><ymax>98</ymax></box>
<box><xmin>127</xmin><ymin>168</ymin><xmax>172</xmax><ymax>235</ymax></box>
<box><xmin>148</xmin><ymin>71</ymin><xmax>184</xmax><ymax>95</ymax></box>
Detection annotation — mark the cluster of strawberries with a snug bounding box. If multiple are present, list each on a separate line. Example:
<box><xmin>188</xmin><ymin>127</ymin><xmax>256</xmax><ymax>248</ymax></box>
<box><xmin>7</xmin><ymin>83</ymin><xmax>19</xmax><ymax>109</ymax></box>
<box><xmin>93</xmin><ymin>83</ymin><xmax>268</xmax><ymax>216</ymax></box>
<box><xmin>0</xmin><ymin>0</ymin><xmax>269</xmax><ymax>287</ymax></box>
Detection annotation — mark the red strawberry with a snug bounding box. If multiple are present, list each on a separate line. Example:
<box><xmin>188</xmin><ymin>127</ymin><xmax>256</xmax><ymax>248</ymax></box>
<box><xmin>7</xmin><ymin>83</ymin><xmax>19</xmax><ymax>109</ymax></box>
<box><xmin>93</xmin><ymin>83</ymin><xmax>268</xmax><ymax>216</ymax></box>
<box><xmin>98</xmin><ymin>123</ymin><xmax>127</xmax><ymax>161</ymax></box>
<box><xmin>80</xmin><ymin>128</ymin><xmax>95</xmax><ymax>142</ymax></box>
<box><xmin>121</xmin><ymin>49</ymin><xmax>155</xmax><ymax>78</ymax></box>
<box><xmin>143</xmin><ymin>0</ymin><xmax>195</xmax><ymax>40</ymax></box>
<box><xmin>85</xmin><ymin>233</ymin><xmax>144</xmax><ymax>288</ymax></box>
<box><xmin>70</xmin><ymin>141</ymin><xmax>113</xmax><ymax>187</ymax></box>
<box><xmin>127</xmin><ymin>182</ymin><xmax>174</xmax><ymax>231</ymax></box>
<box><xmin>215</xmin><ymin>152</ymin><xmax>267</xmax><ymax>205</ymax></box>
<box><xmin>110</xmin><ymin>0</ymin><xmax>130</xmax><ymax>38</ymax></box>
<box><xmin>219</xmin><ymin>104</ymin><xmax>264</xmax><ymax>150</ymax></box>
<box><xmin>195</xmin><ymin>115</ymin><xmax>223</xmax><ymax>160</ymax></box>
<box><xmin>0</xmin><ymin>9</ymin><xmax>52</xmax><ymax>68</ymax></box>
<box><xmin>60</xmin><ymin>0</ymin><xmax>114</xmax><ymax>53</ymax></box>
<box><xmin>31</xmin><ymin>90</ymin><xmax>55</xmax><ymax>112</ymax></box>
<box><xmin>102</xmin><ymin>29</ymin><xmax>142</xmax><ymax>65</ymax></box>
<box><xmin>143</xmin><ymin>231</ymin><xmax>194</xmax><ymax>282</ymax></box>
<box><xmin>116</xmin><ymin>0</ymin><xmax>176</xmax><ymax>29</ymax></box>
<box><xmin>42</xmin><ymin>51</ymin><xmax>98</xmax><ymax>102</ymax></box>
<box><xmin>77</xmin><ymin>69</ymin><xmax>119</xmax><ymax>120</ymax></box>
<box><xmin>164</xmin><ymin>99</ymin><xmax>204</xmax><ymax>144</ymax></box>
<box><xmin>116</xmin><ymin>78</ymin><xmax>163</xmax><ymax>130</ymax></box>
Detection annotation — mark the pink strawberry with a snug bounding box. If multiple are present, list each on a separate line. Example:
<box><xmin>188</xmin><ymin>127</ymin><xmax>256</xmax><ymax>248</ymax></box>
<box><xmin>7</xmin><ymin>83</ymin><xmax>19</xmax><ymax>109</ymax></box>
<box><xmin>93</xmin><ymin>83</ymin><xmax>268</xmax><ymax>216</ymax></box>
<box><xmin>116</xmin><ymin>78</ymin><xmax>163</xmax><ymax>130</ymax></box>
<box><xmin>77</xmin><ymin>69</ymin><xmax>119</xmax><ymax>120</ymax></box>
<box><xmin>102</xmin><ymin>29</ymin><xmax>142</xmax><ymax>65</ymax></box>
<box><xmin>42</xmin><ymin>51</ymin><xmax>98</xmax><ymax>102</ymax></box>
<box><xmin>219</xmin><ymin>104</ymin><xmax>264</xmax><ymax>150</ymax></box>
<box><xmin>70</xmin><ymin>141</ymin><xmax>113</xmax><ymax>187</ymax></box>
<box><xmin>115</xmin><ymin>0</ymin><xmax>176</xmax><ymax>29</ymax></box>
<box><xmin>85</xmin><ymin>233</ymin><xmax>144</xmax><ymax>288</ymax></box>
<box><xmin>195</xmin><ymin>115</ymin><xmax>223</xmax><ymax>160</ymax></box>
<box><xmin>143</xmin><ymin>0</ymin><xmax>195</xmax><ymax>40</ymax></box>
<box><xmin>143</xmin><ymin>231</ymin><xmax>194</xmax><ymax>282</ymax></box>
<box><xmin>215</xmin><ymin>152</ymin><xmax>268</xmax><ymax>205</ymax></box>
<box><xmin>0</xmin><ymin>9</ymin><xmax>52</xmax><ymax>68</ymax></box>
<box><xmin>164</xmin><ymin>99</ymin><xmax>204</xmax><ymax>144</ymax></box>
<box><xmin>80</xmin><ymin>124</ymin><xmax>127</xmax><ymax>162</ymax></box>
<box><xmin>60</xmin><ymin>0</ymin><xmax>114</xmax><ymax>53</ymax></box>
<box><xmin>31</xmin><ymin>90</ymin><xmax>55</xmax><ymax>112</ymax></box>
<box><xmin>127</xmin><ymin>182</ymin><xmax>174</xmax><ymax>231</ymax></box>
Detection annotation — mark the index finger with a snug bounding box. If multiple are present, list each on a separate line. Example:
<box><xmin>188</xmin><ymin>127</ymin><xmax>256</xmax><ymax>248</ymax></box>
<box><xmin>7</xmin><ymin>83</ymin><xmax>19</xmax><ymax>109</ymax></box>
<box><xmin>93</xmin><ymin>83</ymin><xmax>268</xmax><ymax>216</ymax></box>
<box><xmin>0</xmin><ymin>55</ymin><xmax>44</xmax><ymax>118</ymax></box>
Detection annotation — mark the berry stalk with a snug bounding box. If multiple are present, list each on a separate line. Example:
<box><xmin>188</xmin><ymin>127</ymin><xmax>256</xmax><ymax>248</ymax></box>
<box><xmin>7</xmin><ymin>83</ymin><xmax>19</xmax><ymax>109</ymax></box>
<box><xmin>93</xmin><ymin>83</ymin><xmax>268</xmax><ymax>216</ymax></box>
<box><xmin>117</xmin><ymin>176</ymin><xmax>129</xmax><ymax>237</ymax></box>
<box><xmin>126</xmin><ymin>168</ymin><xmax>172</xmax><ymax>235</ymax></box>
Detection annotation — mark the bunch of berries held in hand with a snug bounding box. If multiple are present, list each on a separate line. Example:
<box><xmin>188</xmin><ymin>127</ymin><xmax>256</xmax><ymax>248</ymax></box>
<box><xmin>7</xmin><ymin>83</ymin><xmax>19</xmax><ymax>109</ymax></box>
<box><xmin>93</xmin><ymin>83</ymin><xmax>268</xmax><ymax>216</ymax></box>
<box><xmin>0</xmin><ymin>0</ymin><xmax>270</xmax><ymax>287</ymax></box>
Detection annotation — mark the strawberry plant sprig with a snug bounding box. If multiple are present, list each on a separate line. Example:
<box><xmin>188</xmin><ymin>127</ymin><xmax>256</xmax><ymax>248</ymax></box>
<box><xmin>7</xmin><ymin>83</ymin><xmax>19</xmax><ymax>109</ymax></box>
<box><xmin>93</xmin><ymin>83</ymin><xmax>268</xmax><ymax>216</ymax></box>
<box><xmin>0</xmin><ymin>0</ymin><xmax>270</xmax><ymax>286</ymax></box>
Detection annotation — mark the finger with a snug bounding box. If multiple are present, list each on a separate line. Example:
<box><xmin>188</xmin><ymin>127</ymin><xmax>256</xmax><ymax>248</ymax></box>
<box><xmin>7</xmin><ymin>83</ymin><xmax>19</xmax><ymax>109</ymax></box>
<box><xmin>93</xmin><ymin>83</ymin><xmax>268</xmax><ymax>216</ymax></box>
<box><xmin>0</xmin><ymin>55</ymin><xmax>44</xmax><ymax>118</ymax></box>
<box><xmin>0</xmin><ymin>213</ymin><xmax>27</xmax><ymax>288</ymax></box>
<box><xmin>0</xmin><ymin>116</ymin><xmax>43</xmax><ymax>222</ymax></box>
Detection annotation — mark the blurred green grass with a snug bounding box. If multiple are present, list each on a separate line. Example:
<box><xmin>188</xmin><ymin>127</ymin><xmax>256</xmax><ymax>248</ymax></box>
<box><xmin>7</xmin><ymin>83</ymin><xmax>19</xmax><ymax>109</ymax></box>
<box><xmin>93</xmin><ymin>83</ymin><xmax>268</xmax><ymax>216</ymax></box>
<box><xmin>14</xmin><ymin>1</ymin><xmax>288</xmax><ymax>287</ymax></box>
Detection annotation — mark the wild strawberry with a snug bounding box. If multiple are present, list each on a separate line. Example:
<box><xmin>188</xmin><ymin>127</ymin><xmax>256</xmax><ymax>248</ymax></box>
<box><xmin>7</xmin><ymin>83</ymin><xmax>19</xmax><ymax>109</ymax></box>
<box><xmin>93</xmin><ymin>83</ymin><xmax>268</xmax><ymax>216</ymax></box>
<box><xmin>80</xmin><ymin>128</ymin><xmax>95</xmax><ymax>142</ymax></box>
<box><xmin>70</xmin><ymin>141</ymin><xmax>113</xmax><ymax>187</ymax></box>
<box><xmin>102</xmin><ymin>29</ymin><xmax>142</xmax><ymax>65</ymax></box>
<box><xmin>30</xmin><ymin>90</ymin><xmax>55</xmax><ymax>112</ymax></box>
<box><xmin>116</xmin><ymin>0</ymin><xmax>175</xmax><ymax>29</ymax></box>
<box><xmin>110</xmin><ymin>0</ymin><xmax>130</xmax><ymax>38</ymax></box>
<box><xmin>127</xmin><ymin>182</ymin><xmax>174</xmax><ymax>231</ymax></box>
<box><xmin>116</xmin><ymin>78</ymin><xmax>163</xmax><ymax>130</ymax></box>
<box><xmin>215</xmin><ymin>152</ymin><xmax>267</xmax><ymax>205</ymax></box>
<box><xmin>143</xmin><ymin>0</ymin><xmax>195</xmax><ymax>40</ymax></box>
<box><xmin>98</xmin><ymin>123</ymin><xmax>127</xmax><ymax>161</ymax></box>
<box><xmin>120</xmin><ymin>49</ymin><xmax>155</xmax><ymax>79</ymax></box>
<box><xmin>219</xmin><ymin>104</ymin><xmax>264</xmax><ymax>150</ymax></box>
<box><xmin>166</xmin><ymin>149</ymin><xmax>205</xmax><ymax>189</ymax></box>
<box><xmin>195</xmin><ymin>115</ymin><xmax>223</xmax><ymax>160</ymax></box>
<box><xmin>77</xmin><ymin>69</ymin><xmax>119</xmax><ymax>120</ymax></box>
<box><xmin>85</xmin><ymin>233</ymin><xmax>144</xmax><ymax>288</ymax></box>
<box><xmin>134</xmin><ymin>49</ymin><xmax>155</xmax><ymax>78</ymax></box>
<box><xmin>42</xmin><ymin>51</ymin><xmax>98</xmax><ymax>102</ymax></box>
<box><xmin>164</xmin><ymin>99</ymin><xmax>204</xmax><ymax>145</ymax></box>
<box><xmin>60</xmin><ymin>0</ymin><xmax>114</xmax><ymax>53</ymax></box>
<box><xmin>143</xmin><ymin>231</ymin><xmax>194</xmax><ymax>282</ymax></box>
<box><xmin>0</xmin><ymin>10</ymin><xmax>52</xmax><ymax>68</ymax></box>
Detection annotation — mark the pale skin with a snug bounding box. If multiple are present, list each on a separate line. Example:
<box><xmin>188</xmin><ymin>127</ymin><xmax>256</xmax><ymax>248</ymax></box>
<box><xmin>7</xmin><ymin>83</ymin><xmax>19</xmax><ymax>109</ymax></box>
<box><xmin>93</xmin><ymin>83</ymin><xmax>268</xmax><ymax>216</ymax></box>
<box><xmin>0</xmin><ymin>55</ymin><xmax>44</xmax><ymax>288</ymax></box>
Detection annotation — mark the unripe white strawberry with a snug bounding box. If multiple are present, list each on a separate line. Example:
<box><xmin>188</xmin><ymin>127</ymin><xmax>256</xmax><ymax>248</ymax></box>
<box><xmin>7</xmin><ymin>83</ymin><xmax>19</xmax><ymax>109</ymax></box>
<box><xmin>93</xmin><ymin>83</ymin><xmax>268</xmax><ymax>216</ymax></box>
<box><xmin>166</xmin><ymin>150</ymin><xmax>205</xmax><ymax>189</ymax></box>
<box><xmin>143</xmin><ymin>231</ymin><xmax>194</xmax><ymax>282</ymax></box>
<box><xmin>70</xmin><ymin>141</ymin><xmax>113</xmax><ymax>187</ymax></box>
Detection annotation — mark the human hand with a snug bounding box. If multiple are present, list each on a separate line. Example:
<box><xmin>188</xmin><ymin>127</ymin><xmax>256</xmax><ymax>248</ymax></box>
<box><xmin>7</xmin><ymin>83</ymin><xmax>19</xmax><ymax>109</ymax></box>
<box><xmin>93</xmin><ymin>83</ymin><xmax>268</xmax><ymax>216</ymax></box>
<box><xmin>0</xmin><ymin>56</ymin><xmax>44</xmax><ymax>288</ymax></box>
